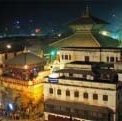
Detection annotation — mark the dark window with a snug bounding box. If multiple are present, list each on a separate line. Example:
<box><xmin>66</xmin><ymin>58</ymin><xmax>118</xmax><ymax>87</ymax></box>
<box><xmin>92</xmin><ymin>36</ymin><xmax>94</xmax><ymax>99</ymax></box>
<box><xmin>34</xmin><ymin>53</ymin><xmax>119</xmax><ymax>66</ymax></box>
<box><xmin>85</xmin><ymin>56</ymin><xmax>89</xmax><ymax>62</ymax></box>
<box><xmin>66</xmin><ymin>107</ymin><xmax>70</xmax><ymax>113</ymax></box>
<box><xmin>62</xmin><ymin>55</ymin><xmax>64</xmax><ymax>60</ymax></box>
<box><xmin>46</xmin><ymin>104</ymin><xmax>54</xmax><ymax>111</ymax></box>
<box><xmin>116</xmin><ymin>57</ymin><xmax>118</xmax><ymax>62</ymax></box>
<box><xmin>65</xmin><ymin>55</ymin><xmax>68</xmax><ymax>60</ymax></box>
<box><xmin>66</xmin><ymin>90</ymin><xmax>70</xmax><ymax>96</ymax></box>
<box><xmin>69</xmin><ymin>73</ymin><xmax>73</xmax><ymax>77</ymax></box>
<box><xmin>49</xmin><ymin>88</ymin><xmax>53</xmax><ymax>94</ymax></box>
<box><xmin>93</xmin><ymin>94</ymin><xmax>98</xmax><ymax>100</ymax></box>
<box><xmin>14</xmin><ymin>52</ymin><xmax>17</xmax><ymax>57</ymax></box>
<box><xmin>57</xmin><ymin>89</ymin><xmax>61</xmax><ymax>95</ymax></box>
<box><xmin>5</xmin><ymin>53</ymin><xmax>8</xmax><ymax>60</ymax></box>
<box><xmin>83</xmin><ymin>92</ymin><xmax>88</xmax><ymax>99</ymax></box>
<box><xmin>107</xmin><ymin>56</ymin><xmax>109</xmax><ymax>62</ymax></box>
<box><xmin>118</xmin><ymin>94</ymin><xmax>120</xmax><ymax>100</ymax></box>
<box><xmin>74</xmin><ymin>109</ymin><xmax>79</xmax><ymax>113</ymax></box>
<box><xmin>83</xmin><ymin>74</ymin><xmax>86</xmax><ymax>79</ymax></box>
<box><xmin>110</xmin><ymin>57</ymin><xmax>114</xmax><ymax>62</ymax></box>
<box><xmin>74</xmin><ymin>91</ymin><xmax>79</xmax><ymax>98</ymax></box>
<box><xmin>69</xmin><ymin>55</ymin><xmax>71</xmax><ymax>60</ymax></box>
<box><xmin>103</xmin><ymin>95</ymin><xmax>108</xmax><ymax>101</ymax></box>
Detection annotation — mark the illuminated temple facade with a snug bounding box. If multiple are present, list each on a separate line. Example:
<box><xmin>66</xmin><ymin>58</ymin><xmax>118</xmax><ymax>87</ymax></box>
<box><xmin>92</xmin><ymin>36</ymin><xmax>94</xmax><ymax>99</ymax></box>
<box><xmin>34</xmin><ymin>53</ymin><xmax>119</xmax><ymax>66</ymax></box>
<box><xmin>44</xmin><ymin>7</ymin><xmax>122</xmax><ymax>121</ymax></box>
<box><xmin>0</xmin><ymin>51</ymin><xmax>46</xmax><ymax>110</ymax></box>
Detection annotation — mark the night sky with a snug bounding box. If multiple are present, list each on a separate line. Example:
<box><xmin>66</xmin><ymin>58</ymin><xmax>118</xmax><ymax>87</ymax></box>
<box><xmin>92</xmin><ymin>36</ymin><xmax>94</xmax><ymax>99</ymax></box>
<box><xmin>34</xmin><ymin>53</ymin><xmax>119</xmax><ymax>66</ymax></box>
<box><xmin>0</xmin><ymin>0</ymin><xmax>122</xmax><ymax>34</ymax></box>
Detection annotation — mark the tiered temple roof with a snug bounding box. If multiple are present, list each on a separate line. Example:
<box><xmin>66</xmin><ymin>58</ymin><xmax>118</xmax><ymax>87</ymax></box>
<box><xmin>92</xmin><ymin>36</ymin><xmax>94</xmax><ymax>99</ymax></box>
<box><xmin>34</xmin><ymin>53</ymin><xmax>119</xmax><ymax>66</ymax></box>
<box><xmin>50</xmin><ymin>7</ymin><xmax>119</xmax><ymax>48</ymax></box>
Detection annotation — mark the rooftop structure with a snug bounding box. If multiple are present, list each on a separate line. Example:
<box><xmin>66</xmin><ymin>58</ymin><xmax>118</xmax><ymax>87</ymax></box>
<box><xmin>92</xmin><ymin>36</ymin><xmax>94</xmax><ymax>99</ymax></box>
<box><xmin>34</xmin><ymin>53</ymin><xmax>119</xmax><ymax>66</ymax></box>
<box><xmin>50</xmin><ymin>7</ymin><xmax>119</xmax><ymax>48</ymax></box>
<box><xmin>0</xmin><ymin>51</ymin><xmax>47</xmax><ymax>115</ymax></box>
<box><xmin>44</xmin><ymin>60</ymin><xmax>122</xmax><ymax>121</ymax></box>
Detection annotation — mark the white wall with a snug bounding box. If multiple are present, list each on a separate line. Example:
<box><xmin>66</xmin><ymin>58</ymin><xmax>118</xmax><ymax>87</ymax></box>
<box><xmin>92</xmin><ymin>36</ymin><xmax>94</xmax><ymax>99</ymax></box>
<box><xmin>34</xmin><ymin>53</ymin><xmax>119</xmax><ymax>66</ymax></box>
<box><xmin>44</xmin><ymin>79</ymin><xmax>117</xmax><ymax>112</ymax></box>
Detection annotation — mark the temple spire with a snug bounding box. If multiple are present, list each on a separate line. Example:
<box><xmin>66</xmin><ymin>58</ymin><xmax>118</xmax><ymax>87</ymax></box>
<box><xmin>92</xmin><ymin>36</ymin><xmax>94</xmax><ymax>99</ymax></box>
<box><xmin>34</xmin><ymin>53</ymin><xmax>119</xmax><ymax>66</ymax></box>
<box><xmin>82</xmin><ymin>5</ymin><xmax>90</xmax><ymax>17</ymax></box>
<box><xmin>24</xmin><ymin>46</ymin><xmax>29</xmax><ymax>53</ymax></box>
<box><xmin>86</xmin><ymin>5</ymin><xmax>90</xmax><ymax>17</ymax></box>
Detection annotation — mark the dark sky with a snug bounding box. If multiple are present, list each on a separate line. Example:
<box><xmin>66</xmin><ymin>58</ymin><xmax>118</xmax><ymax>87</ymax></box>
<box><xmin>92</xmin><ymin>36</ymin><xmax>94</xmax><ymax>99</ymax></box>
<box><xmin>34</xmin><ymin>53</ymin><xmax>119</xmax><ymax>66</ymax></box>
<box><xmin>0</xmin><ymin>0</ymin><xmax>122</xmax><ymax>33</ymax></box>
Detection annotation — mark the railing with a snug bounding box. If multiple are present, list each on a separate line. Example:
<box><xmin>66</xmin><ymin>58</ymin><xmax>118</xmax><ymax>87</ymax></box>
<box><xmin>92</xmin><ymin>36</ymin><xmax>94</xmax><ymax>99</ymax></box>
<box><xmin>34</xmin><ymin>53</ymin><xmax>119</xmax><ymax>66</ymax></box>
<box><xmin>0</xmin><ymin>76</ymin><xmax>43</xmax><ymax>86</ymax></box>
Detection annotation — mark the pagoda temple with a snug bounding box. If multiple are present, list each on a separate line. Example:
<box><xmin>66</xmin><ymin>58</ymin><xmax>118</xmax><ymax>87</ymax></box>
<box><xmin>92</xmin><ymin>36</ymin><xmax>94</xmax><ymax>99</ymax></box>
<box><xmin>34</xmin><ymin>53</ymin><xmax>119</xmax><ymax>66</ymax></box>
<box><xmin>50</xmin><ymin>6</ymin><xmax>119</xmax><ymax>48</ymax></box>
<box><xmin>0</xmin><ymin>51</ymin><xmax>47</xmax><ymax>112</ymax></box>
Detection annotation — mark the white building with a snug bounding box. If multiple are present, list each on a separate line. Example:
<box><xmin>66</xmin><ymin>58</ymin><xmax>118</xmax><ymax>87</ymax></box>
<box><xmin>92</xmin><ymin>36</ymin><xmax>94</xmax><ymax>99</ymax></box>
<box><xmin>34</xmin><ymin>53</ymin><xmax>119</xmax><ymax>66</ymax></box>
<box><xmin>44</xmin><ymin>60</ymin><xmax>122</xmax><ymax>121</ymax></box>
<box><xmin>44</xmin><ymin>7</ymin><xmax>122</xmax><ymax>121</ymax></box>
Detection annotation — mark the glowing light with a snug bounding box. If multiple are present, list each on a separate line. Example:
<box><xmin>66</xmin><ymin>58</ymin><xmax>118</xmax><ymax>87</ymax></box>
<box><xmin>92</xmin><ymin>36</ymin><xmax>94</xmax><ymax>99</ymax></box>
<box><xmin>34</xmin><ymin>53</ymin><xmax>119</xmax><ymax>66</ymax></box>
<box><xmin>57</xmin><ymin>51</ymin><xmax>60</xmax><ymax>55</ymax></box>
<box><xmin>6</xmin><ymin>44</ymin><xmax>12</xmax><ymax>49</ymax></box>
<box><xmin>8</xmin><ymin>103</ymin><xmax>14</xmax><ymax>111</ymax></box>
<box><xmin>49</xmin><ymin>73</ymin><xmax>59</xmax><ymax>78</ymax></box>
<box><xmin>100</xmin><ymin>31</ymin><xmax>108</xmax><ymax>36</ymax></box>
<box><xmin>16</xmin><ymin>21</ymin><xmax>20</xmax><ymax>24</ymax></box>
<box><xmin>35</xmin><ymin>28</ymin><xmax>41</xmax><ymax>33</ymax></box>
<box><xmin>31</xmin><ymin>33</ymin><xmax>36</xmax><ymax>36</ymax></box>
<box><xmin>58</xmin><ymin>33</ymin><xmax>62</xmax><ymax>37</ymax></box>
<box><xmin>51</xmin><ymin>51</ymin><xmax>55</xmax><ymax>56</ymax></box>
<box><xmin>28</xmin><ymin>81</ymin><xmax>33</xmax><ymax>85</ymax></box>
<box><xmin>24</xmin><ymin>65</ymin><xmax>29</xmax><ymax>69</ymax></box>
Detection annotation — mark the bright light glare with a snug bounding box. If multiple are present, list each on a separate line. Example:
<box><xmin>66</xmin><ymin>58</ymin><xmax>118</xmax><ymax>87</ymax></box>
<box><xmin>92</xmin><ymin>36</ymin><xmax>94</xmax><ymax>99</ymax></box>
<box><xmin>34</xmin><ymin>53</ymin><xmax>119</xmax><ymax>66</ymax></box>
<box><xmin>100</xmin><ymin>31</ymin><xmax>108</xmax><ymax>36</ymax></box>
<box><xmin>57</xmin><ymin>51</ymin><xmax>60</xmax><ymax>55</ymax></box>
<box><xmin>8</xmin><ymin>103</ymin><xmax>14</xmax><ymax>111</ymax></box>
<box><xmin>51</xmin><ymin>51</ymin><xmax>55</xmax><ymax>56</ymax></box>
<box><xmin>58</xmin><ymin>33</ymin><xmax>61</xmax><ymax>37</ymax></box>
<box><xmin>49</xmin><ymin>73</ymin><xmax>59</xmax><ymax>78</ymax></box>
<box><xmin>6</xmin><ymin>44</ymin><xmax>12</xmax><ymax>49</ymax></box>
<box><xmin>24</xmin><ymin>65</ymin><xmax>28</xmax><ymax>69</ymax></box>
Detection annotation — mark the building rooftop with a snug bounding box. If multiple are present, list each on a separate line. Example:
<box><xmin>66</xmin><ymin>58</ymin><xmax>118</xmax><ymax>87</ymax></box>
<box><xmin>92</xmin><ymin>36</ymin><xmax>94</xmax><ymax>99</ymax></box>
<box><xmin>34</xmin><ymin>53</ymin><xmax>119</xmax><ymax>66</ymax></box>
<box><xmin>67</xmin><ymin>14</ymin><xmax>108</xmax><ymax>26</ymax></box>
<box><xmin>50</xmin><ymin>32</ymin><xmax>119</xmax><ymax>48</ymax></box>
<box><xmin>5</xmin><ymin>52</ymin><xmax>45</xmax><ymax>67</ymax></box>
<box><xmin>61</xmin><ymin>46</ymin><xmax>122</xmax><ymax>50</ymax></box>
<box><xmin>50</xmin><ymin>32</ymin><xmax>100</xmax><ymax>48</ymax></box>
<box><xmin>67</xmin><ymin>6</ymin><xmax>108</xmax><ymax>25</ymax></box>
<box><xmin>49</xmin><ymin>7</ymin><xmax>119</xmax><ymax>48</ymax></box>
<box><xmin>53</xmin><ymin>61</ymin><xmax>118</xmax><ymax>84</ymax></box>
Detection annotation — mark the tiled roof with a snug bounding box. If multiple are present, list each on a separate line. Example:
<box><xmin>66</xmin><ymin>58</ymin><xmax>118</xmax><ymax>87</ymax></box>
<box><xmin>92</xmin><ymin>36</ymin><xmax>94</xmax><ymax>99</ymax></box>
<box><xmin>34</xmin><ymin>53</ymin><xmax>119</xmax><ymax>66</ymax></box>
<box><xmin>5</xmin><ymin>52</ymin><xmax>45</xmax><ymax>66</ymax></box>
<box><xmin>50</xmin><ymin>31</ymin><xmax>119</xmax><ymax>48</ymax></box>
<box><xmin>68</xmin><ymin>15</ymin><xmax>109</xmax><ymax>25</ymax></box>
<box><xmin>50</xmin><ymin>32</ymin><xmax>100</xmax><ymax>48</ymax></box>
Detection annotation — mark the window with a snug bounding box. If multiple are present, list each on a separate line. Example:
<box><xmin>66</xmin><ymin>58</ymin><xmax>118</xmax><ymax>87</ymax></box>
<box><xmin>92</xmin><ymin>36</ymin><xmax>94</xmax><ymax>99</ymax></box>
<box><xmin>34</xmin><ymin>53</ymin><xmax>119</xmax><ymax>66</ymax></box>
<box><xmin>65</xmin><ymin>55</ymin><xmax>68</xmax><ymax>60</ymax></box>
<box><xmin>69</xmin><ymin>55</ymin><xmax>71</xmax><ymax>60</ymax></box>
<box><xmin>62</xmin><ymin>55</ymin><xmax>64</xmax><ymax>60</ymax></box>
<box><xmin>49</xmin><ymin>88</ymin><xmax>53</xmax><ymax>94</ymax></box>
<box><xmin>66</xmin><ymin>107</ymin><xmax>70</xmax><ymax>112</ymax></box>
<box><xmin>66</xmin><ymin>90</ymin><xmax>70</xmax><ymax>96</ymax></box>
<box><xmin>83</xmin><ymin>92</ymin><xmax>88</xmax><ymax>99</ymax></box>
<box><xmin>5</xmin><ymin>53</ymin><xmax>8</xmax><ymax>60</ymax></box>
<box><xmin>85</xmin><ymin>56</ymin><xmax>89</xmax><ymax>62</ymax></box>
<box><xmin>116</xmin><ymin>57</ymin><xmax>118</xmax><ymax>62</ymax></box>
<box><xmin>107</xmin><ymin>56</ymin><xmax>109</xmax><ymax>62</ymax></box>
<box><xmin>93</xmin><ymin>94</ymin><xmax>98</xmax><ymax>100</ymax></box>
<box><xmin>57</xmin><ymin>89</ymin><xmax>61</xmax><ymax>95</ymax></box>
<box><xmin>14</xmin><ymin>52</ymin><xmax>17</xmax><ymax>57</ymax></box>
<box><xmin>74</xmin><ymin>91</ymin><xmax>79</xmax><ymax>98</ymax></box>
<box><xmin>110</xmin><ymin>57</ymin><xmax>114</xmax><ymax>62</ymax></box>
<box><xmin>69</xmin><ymin>73</ymin><xmax>73</xmax><ymax>77</ymax></box>
<box><xmin>103</xmin><ymin>95</ymin><xmax>108</xmax><ymax>101</ymax></box>
<box><xmin>83</xmin><ymin>74</ymin><xmax>86</xmax><ymax>79</ymax></box>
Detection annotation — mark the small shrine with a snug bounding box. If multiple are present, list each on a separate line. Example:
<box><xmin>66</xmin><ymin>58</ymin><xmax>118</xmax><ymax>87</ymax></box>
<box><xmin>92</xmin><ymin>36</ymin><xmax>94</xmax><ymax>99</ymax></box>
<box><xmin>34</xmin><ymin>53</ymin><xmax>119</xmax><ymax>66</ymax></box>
<box><xmin>0</xmin><ymin>51</ymin><xmax>46</xmax><ymax>113</ymax></box>
<box><xmin>3</xmin><ymin>52</ymin><xmax>45</xmax><ymax>81</ymax></box>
